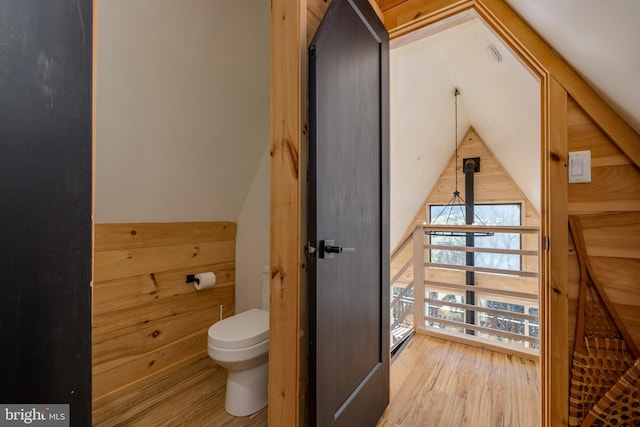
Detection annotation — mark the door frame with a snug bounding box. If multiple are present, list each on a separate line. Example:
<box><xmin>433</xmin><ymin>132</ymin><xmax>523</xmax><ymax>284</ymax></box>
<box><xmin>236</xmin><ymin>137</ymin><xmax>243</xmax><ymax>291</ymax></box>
<box><xmin>272</xmin><ymin>0</ymin><xmax>639</xmax><ymax>426</ymax></box>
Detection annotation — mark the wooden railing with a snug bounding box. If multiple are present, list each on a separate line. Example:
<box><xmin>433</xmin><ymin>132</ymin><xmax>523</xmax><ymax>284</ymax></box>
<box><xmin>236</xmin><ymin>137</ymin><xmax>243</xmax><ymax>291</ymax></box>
<box><xmin>391</xmin><ymin>225</ymin><xmax>541</xmax><ymax>359</ymax></box>
<box><xmin>390</xmin><ymin>232</ymin><xmax>415</xmax><ymax>351</ymax></box>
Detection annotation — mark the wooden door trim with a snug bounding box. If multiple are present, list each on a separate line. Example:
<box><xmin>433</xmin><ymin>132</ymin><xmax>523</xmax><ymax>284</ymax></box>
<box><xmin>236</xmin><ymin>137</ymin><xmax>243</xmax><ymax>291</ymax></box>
<box><xmin>378</xmin><ymin>1</ymin><xmax>601</xmax><ymax>423</ymax></box>
<box><xmin>270</xmin><ymin>0</ymin><xmax>305</xmax><ymax>425</ymax></box>
<box><xmin>271</xmin><ymin>0</ymin><xmax>607</xmax><ymax>425</ymax></box>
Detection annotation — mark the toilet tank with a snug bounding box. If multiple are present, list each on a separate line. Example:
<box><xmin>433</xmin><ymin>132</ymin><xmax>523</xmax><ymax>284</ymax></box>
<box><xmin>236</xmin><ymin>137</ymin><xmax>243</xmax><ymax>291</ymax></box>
<box><xmin>261</xmin><ymin>265</ymin><xmax>270</xmax><ymax>311</ymax></box>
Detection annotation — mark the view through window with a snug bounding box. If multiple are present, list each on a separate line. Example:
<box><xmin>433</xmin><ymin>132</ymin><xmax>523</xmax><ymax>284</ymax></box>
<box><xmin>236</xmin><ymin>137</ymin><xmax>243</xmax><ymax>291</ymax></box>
<box><xmin>426</xmin><ymin>203</ymin><xmax>539</xmax><ymax>349</ymax></box>
<box><xmin>429</xmin><ymin>203</ymin><xmax>522</xmax><ymax>270</ymax></box>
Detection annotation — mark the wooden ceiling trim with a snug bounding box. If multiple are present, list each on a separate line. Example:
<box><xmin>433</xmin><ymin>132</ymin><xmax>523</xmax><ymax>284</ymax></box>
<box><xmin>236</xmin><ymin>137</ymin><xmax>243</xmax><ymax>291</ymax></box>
<box><xmin>384</xmin><ymin>0</ymin><xmax>473</xmax><ymax>39</ymax></box>
<box><xmin>377</xmin><ymin>0</ymin><xmax>409</xmax><ymax>13</ymax></box>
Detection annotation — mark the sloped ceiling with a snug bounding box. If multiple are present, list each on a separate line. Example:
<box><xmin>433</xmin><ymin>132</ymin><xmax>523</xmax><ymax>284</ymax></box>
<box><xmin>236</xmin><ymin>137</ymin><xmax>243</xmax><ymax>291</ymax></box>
<box><xmin>390</xmin><ymin>12</ymin><xmax>540</xmax><ymax>247</ymax></box>
<box><xmin>389</xmin><ymin>1</ymin><xmax>640</xmax><ymax>248</ymax></box>
<box><xmin>506</xmin><ymin>0</ymin><xmax>640</xmax><ymax>134</ymax></box>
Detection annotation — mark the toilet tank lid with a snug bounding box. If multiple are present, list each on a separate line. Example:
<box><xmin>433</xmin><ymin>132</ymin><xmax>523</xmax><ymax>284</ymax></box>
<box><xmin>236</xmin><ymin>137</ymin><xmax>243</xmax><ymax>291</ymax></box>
<box><xmin>208</xmin><ymin>308</ymin><xmax>269</xmax><ymax>349</ymax></box>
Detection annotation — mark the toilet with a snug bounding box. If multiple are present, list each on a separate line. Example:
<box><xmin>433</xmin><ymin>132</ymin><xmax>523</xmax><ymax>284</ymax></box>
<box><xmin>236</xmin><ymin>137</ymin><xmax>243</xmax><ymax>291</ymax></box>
<box><xmin>207</xmin><ymin>266</ymin><xmax>270</xmax><ymax>416</ymax></box>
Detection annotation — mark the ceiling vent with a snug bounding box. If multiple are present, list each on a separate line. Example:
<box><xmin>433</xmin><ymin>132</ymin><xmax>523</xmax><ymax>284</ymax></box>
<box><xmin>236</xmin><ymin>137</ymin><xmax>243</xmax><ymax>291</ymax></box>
<box><xmin>487</xmin><ymin>44</ymin><xmax>503</xmax><ymax>64</ymax></box>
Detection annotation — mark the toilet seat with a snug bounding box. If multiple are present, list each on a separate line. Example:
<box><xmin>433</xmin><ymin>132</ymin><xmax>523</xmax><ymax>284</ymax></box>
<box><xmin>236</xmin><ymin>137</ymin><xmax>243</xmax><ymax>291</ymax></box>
<box><xmin>208</xmin><ymin>308</ymin><xmax>269</xmax><ymax>349</ymax></box>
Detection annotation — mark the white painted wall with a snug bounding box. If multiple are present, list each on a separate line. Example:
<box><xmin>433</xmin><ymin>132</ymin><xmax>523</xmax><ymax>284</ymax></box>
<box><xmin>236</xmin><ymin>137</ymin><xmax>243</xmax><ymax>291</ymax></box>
<box><xmin>390</xmin><ymin>16</ymin><xmax>540</xmax><ymax>249</ymax></box>
<box><xmin>235</xmin><ymin>144</ymin><xmax>270</xmax><ymax>312</ymax></box>
<box><xmin>95</xmin><ymin>0</ymin><xmax>271</xmax><ymax>310</ymax></box>
<box><xmin>390</xmin><ymin>33</ymin><xmax>471</xmax><ymax>249</ymax></box>
<box><xmin>96</xmin><ymin>0</ymin><xmax>270</xmax><ymax>224</ymax></box>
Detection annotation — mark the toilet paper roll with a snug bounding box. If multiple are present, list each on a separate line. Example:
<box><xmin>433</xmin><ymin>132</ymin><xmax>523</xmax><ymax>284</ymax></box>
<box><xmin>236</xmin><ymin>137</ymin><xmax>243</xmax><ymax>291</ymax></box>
<box><xmin>193</xmin><ymin>272</ymin><xmax>216</xmax><ymax>290</ymax></box>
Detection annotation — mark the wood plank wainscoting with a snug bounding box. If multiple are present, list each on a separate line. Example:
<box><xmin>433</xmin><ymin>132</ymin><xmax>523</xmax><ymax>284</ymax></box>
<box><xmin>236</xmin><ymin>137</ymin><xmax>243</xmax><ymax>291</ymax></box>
<box><xmin>92</xmin><ymin>222</ymin><xmax>261</xmax><ymax>425</ymax></box>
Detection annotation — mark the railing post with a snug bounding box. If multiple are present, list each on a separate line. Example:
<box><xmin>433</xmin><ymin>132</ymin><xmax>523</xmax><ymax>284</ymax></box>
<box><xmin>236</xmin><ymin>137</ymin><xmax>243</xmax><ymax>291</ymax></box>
<box><xmin>412</xmin><ymin>226</ymin><xmax>425</xmax><ymax>331</ymax></box>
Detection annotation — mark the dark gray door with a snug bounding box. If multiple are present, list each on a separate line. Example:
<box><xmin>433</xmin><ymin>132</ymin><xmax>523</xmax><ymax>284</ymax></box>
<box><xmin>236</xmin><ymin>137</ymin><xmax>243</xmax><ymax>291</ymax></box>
<box><xmin>0</xmin><ymin>1</ymin><xmax>92</xmax><ymax>425</ymax></box>
<box><xmin>308</xmin><ymin>0</ymin><xmax>389</xmax><ymax>425</ymax></box>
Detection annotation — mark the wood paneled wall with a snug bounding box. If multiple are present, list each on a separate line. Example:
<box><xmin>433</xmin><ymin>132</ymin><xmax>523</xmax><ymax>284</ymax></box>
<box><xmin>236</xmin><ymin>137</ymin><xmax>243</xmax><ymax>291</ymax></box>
<box><xmin>567</xmin><ymin>98</ymin><xmax>640</xmax><ymax>352</ymax></box>
<box><xmin>295</xmin><ymin>2</ymin><xmax>639</xmax><ymax>426</ymax></box>
<box><xmin>399</xmin><ymin>127</ymin><xmax>540</xmax><ymax>238</ymax></box>
<box><xmin>93</xmin><ymin>222</ymin><xmax>236</xmax><ymax>413</ymax></box>
<box><xmin>390</xmin><ymin>127</ymin><xmax>542</xmax><ymax>265</ymax></box>
<box><xmin>392</xmin><ymin>127</ymin><xmax>540</xmax><ymax>305</ymax></box>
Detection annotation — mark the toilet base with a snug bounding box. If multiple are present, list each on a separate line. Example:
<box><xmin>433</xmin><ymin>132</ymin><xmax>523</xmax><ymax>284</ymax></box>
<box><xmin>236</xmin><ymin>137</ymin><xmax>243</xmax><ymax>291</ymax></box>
<box><xmin>225</xmin><ymin>360</ymin><xmax>268</xmax><ymax>416</ymax></box>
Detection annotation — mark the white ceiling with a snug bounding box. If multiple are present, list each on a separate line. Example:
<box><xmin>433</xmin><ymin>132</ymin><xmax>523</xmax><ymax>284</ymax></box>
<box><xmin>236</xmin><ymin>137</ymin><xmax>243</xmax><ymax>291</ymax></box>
<box><xmin>506</xmin><ymin>0</ymin><xmax>640</xmax><ymax>134</ymax></box>
<box><xmin>389</xmin><ymin>1</ymin><xmax>640</xmax><ymax>248</ymax></box>
<box><xmin>390</xmin><ymin>12</ymin><xmax>540</xmax><ymax>247</ymax></box>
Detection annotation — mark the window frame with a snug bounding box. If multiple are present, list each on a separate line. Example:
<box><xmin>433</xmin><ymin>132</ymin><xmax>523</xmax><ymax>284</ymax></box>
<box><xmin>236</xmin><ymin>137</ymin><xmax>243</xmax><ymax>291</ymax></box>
<box><xmin>426</xmin><ymin>201</ymin><xmax>524</xmax><ymax>271</ymax></box>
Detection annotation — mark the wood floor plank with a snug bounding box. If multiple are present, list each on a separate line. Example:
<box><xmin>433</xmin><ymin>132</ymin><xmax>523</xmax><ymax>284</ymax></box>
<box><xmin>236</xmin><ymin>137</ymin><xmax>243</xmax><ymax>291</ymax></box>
<box><xmin>95</xmin><ymin>355</ymin><xmax>267</xmax><ymax>427</ymax></box>
<box><xmin>97</xmin><ymin>333</ymin><xmax>537</xmax><ymax>426</ymax></box>
<box><xmin>378</xmin><ymin>334</ymin><xmax>540</xmax><ymax>427</ymax></box>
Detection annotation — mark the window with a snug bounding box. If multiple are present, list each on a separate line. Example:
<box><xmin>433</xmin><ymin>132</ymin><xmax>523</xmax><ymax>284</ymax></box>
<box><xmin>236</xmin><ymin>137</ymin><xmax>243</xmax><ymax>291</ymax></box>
<box><xmin>429</xmin><ymin>203</ymin><xmax>522</xmax><ymax>271</ymax></box>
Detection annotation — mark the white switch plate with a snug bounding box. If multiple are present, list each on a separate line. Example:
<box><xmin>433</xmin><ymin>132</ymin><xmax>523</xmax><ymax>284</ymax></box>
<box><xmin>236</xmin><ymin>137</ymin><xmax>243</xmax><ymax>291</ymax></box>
<box><xmin>568</xmin><ymin>150</ymin><xmax>591</xmax><ymax>183</ymax></box>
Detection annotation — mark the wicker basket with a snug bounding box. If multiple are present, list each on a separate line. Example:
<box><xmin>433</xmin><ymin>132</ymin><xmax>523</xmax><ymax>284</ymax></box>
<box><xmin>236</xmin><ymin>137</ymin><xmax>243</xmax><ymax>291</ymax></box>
<box><xmin>582</xmin><ymin>357</ymin><xmax>640</xmax><ymax>426</ymax></box>
<box><xmin>569</xmin><ymin>338</ymin><xmax>636</xmax><ymax>426</ymax></box>
<box><xmin>568</xmin><ymin>216</ymin><xmax>640</xmax><ymax>427</ymax></box>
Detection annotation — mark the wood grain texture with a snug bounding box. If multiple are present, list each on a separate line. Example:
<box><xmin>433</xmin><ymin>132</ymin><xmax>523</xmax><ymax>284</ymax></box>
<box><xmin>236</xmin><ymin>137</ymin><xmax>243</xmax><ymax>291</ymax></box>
<box><xmin>578</xmin><ymin>212</ymin><xmax>640</xmax><ymax>259</ymax></box>
<box><xmin>94</xmin><ymin>355</ymin><xmax>267</xmax><ymax>427</ymax></box>
<box><xmin>383</xmin><ymin>0</ymin><xmax>472</xmax><ymax>39</ymax></box>
<box><xmin>93</xmin><ymin>222</ymin><xmax>236</xmax><ymax>422</ymax></box>
<box><xmin>420</xmin><ymin>326</ymin><xmax>540</xmax><ymax>361</ymax></box>
<box><xmin>397</xmin><ymin>127</ymin><xmax>541</xmax><ymax>244</ymax></box>
<box><xmin>567</xmin><ymin>213</ymin><xmax>640</xmax><ymax>351</ymax></box>
<box><xmin>271</xmin><ymin>0</ymin><xmax>303</xmax><ymax>424</ymax></box>
<box><xmin>94</xmin><ymin>240</ymin><xmax>235</xmax><ymax>282</ymax></box>
<box><xmin>567</xmin><ymin>96</ymin><xmax>640</xmax><ymax>359</ymax></box>
<box><xmin>377</xmin><ymin>334</ymin><xmax>540</xmax><ymax>426</ymax></box>
<box><xmin>568</xmin><ymin>215</ymin><xmax>640</xmax><ymax>357</ymax></box>
<box><xmin>395</xmin><ymin>128</ymin><xmax>541</xmax><ymax>296</ymax></box>
<box><xmin>95</xmin><ymin>222</ymin><xmax>236</xmax><ymax>251</ymax></box>
<box><xmin>544</xmin><ymin>76</ymin><xmax>569</xmax><ymax>427</ymax></box>
<box><xmin>92</xmin><ymin>261</ymin><xmax>234</xmax><ymax>315</ymax></box>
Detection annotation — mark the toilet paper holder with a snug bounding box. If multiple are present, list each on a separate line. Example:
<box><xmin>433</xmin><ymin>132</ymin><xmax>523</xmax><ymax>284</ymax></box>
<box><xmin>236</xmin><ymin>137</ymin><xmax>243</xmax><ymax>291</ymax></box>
<box><xmin>185</xmin><ymin>274</ymin><xmax>199</xmax><ymax>285</ymax></box>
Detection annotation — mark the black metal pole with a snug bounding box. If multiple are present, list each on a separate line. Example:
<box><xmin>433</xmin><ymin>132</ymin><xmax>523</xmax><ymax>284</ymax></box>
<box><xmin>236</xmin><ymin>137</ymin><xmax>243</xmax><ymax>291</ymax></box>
<box><xmin>464</xmin><ymin>158</ymin><xmax>478</xmax><ymax>335</ymax></box>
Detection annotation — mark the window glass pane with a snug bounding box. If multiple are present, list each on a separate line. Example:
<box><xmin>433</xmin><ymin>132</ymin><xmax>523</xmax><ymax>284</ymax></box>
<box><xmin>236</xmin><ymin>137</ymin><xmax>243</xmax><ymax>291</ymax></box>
<box><xmin>429</xmin><ymin>203</ymin><xmax>521</xmax><ymax>271</ymax></box>
<box><xmin>425</xmin><ymin>291</ymin><xmax>465</xmax><ymax>333</ymax></box>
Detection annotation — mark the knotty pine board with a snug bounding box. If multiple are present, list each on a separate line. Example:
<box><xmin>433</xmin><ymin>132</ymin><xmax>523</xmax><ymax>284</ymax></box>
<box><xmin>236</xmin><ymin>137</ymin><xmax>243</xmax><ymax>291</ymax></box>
<box><xmin>377</xmin><ymin>334</ymin><xmax>540</xmax><ymax>427</ymax></box>
<box><xmin>567</xmin><ymin>98</ymin><xmax>640</xmax><ymax>353</ymax></box>
<box><xmin>93</xmin><ymin>222</ymin><xmax>236</xmax><ymax>416</ymax></box>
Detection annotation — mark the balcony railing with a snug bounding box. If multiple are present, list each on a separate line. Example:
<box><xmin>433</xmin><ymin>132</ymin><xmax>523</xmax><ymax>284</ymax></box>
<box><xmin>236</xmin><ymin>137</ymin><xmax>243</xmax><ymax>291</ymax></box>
<box><xmin>390</xmin><ymin>224</ymin><xmax>540</xmax><ymax>359</ymax></box>
<box><xmin>390</xmin><ymin>234</ymin><xmax>415</xmax><ymax>351</ymax></box>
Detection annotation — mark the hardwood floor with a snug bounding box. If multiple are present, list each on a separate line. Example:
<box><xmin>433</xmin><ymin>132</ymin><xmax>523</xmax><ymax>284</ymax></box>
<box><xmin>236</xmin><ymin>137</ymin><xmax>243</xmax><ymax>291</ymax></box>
<box><xmin>378</xmin><ymin>333</ymin><xmax>540</xmax><ymax>427</ymax></box>
<box><xmin>93</xmin><ymin>356</ymin><xmax>267</xmax><ymax>427</ymax></box>
<box><xmin>94</xmin><ymin>334</ymin><xmax>538</xmax><ymax>426</ymax></box>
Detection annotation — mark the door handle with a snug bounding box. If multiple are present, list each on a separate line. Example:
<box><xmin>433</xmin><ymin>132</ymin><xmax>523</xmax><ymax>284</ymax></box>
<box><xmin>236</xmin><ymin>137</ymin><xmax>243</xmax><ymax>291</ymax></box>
<box><xmin>324</xmin><ymin>245</ymin><xmax>355</xmax><ymax>253</ymax></box>
<box><xmin>320</xmin><ymin>240</ymin><xmax>355</xmax><ymax>259</ymax></box>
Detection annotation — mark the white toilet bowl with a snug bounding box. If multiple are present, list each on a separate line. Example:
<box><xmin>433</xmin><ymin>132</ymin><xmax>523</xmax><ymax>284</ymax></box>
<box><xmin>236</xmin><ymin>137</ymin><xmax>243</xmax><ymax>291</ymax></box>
<box><xmin>207</xmin><ymin>308</ymin><xmax>269</xmax><ymax>416</ymax></box>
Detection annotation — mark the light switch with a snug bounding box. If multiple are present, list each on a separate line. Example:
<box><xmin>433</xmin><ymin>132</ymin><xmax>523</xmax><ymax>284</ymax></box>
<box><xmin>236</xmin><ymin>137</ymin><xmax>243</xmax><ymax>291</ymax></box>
<box><xmin>568</xmin><ymin>151</ymin><xmax>591</xmax><ymax>183</ymax></box>
<box><xmin>571</xmin><ymin>158</ymin><xmax>583</xmax><ymax>176</ymax></box>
